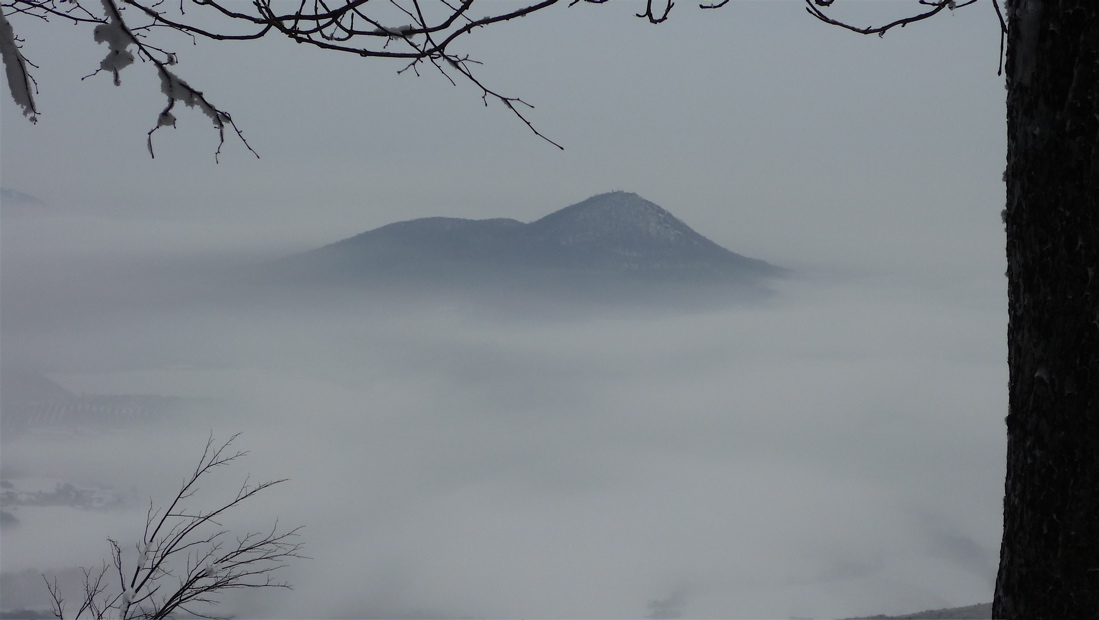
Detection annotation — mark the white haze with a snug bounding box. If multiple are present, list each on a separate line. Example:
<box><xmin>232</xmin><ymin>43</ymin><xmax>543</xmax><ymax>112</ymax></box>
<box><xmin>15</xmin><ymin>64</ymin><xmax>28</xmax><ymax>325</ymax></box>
<box><xmin>1</xmin><ymin>208</ymin><xmax>1005</xmax><ymax>619</ymax></box>
<box><xmin>1</xmin><ymin>1</ymin><xmax>1007</xmax><ymax>617</ymax></box>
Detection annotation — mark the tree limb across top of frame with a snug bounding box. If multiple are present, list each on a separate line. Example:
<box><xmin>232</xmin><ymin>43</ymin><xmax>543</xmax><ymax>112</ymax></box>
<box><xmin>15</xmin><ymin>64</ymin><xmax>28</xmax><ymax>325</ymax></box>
<box><xmin>0</xmin><ymin>0</ymin><xmax>989</xmax><ymax>157</ymax></box>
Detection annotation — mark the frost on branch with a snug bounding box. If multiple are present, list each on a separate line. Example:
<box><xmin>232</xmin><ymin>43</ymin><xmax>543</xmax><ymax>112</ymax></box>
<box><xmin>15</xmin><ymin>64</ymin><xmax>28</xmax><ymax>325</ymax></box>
<box><xmin>0</xmin><ymin>10</ymin><xmax>38</xmax><ymax>122</ymax></box>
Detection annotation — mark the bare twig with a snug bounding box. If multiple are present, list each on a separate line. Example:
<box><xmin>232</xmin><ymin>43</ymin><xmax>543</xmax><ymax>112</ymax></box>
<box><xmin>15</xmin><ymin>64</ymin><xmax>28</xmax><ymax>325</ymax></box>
<box><xmin>991</xmin><ymin>0</ymin><xmax>1006</xmax><ymax>75</ymax></box>
<box><xmin>804</xmin><ymin>0</ymin><xmax>979</xmax><ymax>38</ymax></box>
<box><xmin>638</xmin><ymin>0</ymin><xmax>674</xmax><ymax>24</ymax></box>
<box><xmin>43</xmin><ymin>433</ymin><xmax>304</xmax><ymax>620</ymax></box>
<box><xmin>4</xmin><ymin>0</ymin><xmax>992</xmax><ymax>155</ymax></box>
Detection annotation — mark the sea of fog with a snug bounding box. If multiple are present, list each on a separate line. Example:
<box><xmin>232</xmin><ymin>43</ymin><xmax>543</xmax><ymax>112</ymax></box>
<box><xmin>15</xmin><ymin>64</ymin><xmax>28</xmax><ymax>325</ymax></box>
<box><xmin>1</xmin><ymin>214</ymin><xmax>1005</xmax><ymax>619</ymax></box>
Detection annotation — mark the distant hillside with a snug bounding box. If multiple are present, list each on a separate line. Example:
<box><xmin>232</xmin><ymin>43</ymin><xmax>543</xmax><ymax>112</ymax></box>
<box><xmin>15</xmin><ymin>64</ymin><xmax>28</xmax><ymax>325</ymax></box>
<box><xmin>843</xmin><ymin>602</ymin><xmax>992</xmax><ymax>619</ymax></box>
<box><xmin>0</xmin><ymin>368</ymin><xmax>207</xmax><ymax>435</ymax></box>
<box><xmin>272</xmin><ymin>192</ymin><xmax>785</xmax><ymax>308</ymax></box>
<box><xmin>0</xmin><ymin>187</ymin><xmax>45</xmax><ymax>211</ymax></box>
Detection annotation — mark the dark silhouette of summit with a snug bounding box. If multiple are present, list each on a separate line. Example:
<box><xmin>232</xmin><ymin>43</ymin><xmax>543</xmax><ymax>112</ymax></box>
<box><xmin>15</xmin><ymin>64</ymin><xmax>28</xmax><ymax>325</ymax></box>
<box><xmin>277</xmin><ymin>192</ymin><xmax>785</xmax><ymax>306</ymax></box>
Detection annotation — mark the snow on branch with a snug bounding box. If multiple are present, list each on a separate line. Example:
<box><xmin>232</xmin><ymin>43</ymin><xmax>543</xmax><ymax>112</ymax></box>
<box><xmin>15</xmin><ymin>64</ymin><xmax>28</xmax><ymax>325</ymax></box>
<box><xmin>92</xmin><ymin>0</ymin><xmax>133</xmax><ymax>85</ymax></box>
<box><xmin>80</xmin><ymin>0</ymin><xmax>259</xmax><ymax>159</ymax></box>
<box><xmin>150</xmin><ymin>66</ymin><xmax>258</xmax><ymax>161</ymax></box>
<box><xmin>0</xmin><ymin>9</ymin><xmax>38</xmax><ymax>121</ymax></box>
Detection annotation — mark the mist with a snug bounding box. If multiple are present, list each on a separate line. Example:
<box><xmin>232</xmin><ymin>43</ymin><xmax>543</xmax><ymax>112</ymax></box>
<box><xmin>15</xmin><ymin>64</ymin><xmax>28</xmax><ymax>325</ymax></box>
<box><xmin>1</xmin><ymin>1</ymin><xmax>1009</xmax><ymax>616</ymax></box>
<box><xmin>1</xmin><ymin>204</ymin><xmax>1005</xmax><ymax>619</ymax></box>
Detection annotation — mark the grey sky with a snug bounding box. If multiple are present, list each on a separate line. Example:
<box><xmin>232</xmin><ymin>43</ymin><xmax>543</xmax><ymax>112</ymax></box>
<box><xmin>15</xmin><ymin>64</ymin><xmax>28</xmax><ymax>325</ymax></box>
<box><xmin>2</xmin><ymin>1</ymin><xmax>1004</xmax><ymax>276</ymax></box>
<box><xmin>1</xmin><ymin>1</ymin><xmax>1008</xmax><ymax>618</ymax></box>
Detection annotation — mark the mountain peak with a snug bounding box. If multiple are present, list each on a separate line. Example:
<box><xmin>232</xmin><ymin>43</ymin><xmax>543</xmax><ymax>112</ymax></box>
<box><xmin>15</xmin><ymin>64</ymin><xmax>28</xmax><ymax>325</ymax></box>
<box><xmin>534</xmin><ymin>191</ymin><xmax>673</xmax><ymax>224</ymax></box>
<box><xmin>531</xmin><ymin>191</ymin><xmax>696</xmax><ymax>247</ymax></box>
<box><xmin>525</xmin><ymin>193</ymin><xmax>783</xmax><ymax>282</ymax></box>
<box><xmin>280</xmin><ymin>192</ymin><xmax>784</xmax><ymax>306</ymax></box>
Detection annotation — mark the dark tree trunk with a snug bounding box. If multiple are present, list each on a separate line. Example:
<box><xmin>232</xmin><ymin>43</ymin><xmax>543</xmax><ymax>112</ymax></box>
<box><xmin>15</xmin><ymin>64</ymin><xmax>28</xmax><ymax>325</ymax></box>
<box><xmin>994</xmin><ymin>1</ymin><xmax>1099</xmax><ymax>618</ymax></box>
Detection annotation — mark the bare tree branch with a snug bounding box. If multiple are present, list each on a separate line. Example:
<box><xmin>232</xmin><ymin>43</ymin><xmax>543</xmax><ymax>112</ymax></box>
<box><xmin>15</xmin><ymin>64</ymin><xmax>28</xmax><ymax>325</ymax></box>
<box><xmin>43</xmin><ymin>433</ymin><xmax>304</xmax><ymax>620</ymax></box>
<box><xmin>638</xmin><ymin>0</ymin><xmax>674</xmax><ymax>24</ymax></box>
<box><xmin>804</xmin><ymin>0</ymin><xmax>979</xmax><ymax>38</ymax></box>
<box><xmin>991</xmin><ymin>0</ymin><xmax>1006</xmax><ymax>75</ymax></box>
<box><xmin>3</xmin><ymin>0</ymin><xmax>992</xmax><ymax>156</ymax></box>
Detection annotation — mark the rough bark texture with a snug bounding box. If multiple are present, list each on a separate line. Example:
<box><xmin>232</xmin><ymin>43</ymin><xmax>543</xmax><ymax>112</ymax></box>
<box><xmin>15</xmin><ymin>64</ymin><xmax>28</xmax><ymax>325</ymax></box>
<box><xmin>994</xmin><ymin>1</ymin><xmax>1099</xmax><ymax>618</ymax></box>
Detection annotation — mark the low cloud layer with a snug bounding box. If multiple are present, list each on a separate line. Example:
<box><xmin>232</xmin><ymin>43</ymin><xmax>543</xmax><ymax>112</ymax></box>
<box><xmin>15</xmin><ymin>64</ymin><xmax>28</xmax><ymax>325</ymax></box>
<box><xmin>2</xmin><ymin>212</ymin><xmax>1005</xmax><ymax>618</ymax></box>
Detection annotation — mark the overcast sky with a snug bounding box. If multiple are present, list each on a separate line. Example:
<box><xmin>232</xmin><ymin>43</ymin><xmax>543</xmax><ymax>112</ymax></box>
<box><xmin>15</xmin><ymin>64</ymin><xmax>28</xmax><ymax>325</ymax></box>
<box><xmin>1</xmin><ymin>1</ymin><xmax>1009</xmax><ymax>618</ymax></box>
<box><xmin>1</xmin><ymin>0</ymin><xmax>1005</xmax><ymax>276</ymax></box>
